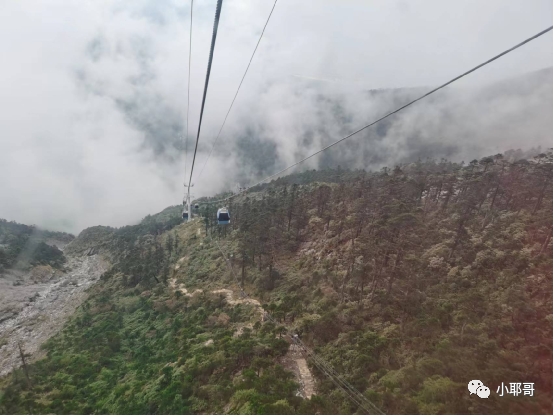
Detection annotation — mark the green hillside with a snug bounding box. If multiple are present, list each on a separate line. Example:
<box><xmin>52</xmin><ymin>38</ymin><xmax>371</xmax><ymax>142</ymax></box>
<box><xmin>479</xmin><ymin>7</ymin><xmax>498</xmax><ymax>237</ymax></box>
<box><xmin>2</xmin><ymin>150</ymin><xmax>553</xmax><ymax>414</ymax></box>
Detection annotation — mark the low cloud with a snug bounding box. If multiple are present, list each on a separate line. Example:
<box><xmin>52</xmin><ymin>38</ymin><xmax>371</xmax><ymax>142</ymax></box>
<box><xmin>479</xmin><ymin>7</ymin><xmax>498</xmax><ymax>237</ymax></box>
<box><xmin>0</xmin><ymin>0</ymin><xmax>552</xmax><ymax>233</ymax></box>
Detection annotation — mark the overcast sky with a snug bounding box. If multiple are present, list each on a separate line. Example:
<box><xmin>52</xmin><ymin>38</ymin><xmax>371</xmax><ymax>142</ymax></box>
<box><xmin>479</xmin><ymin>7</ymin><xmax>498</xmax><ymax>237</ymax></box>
<box><xmin>0</xmin><ymin>0</ymin><xmax>552</xmax><ymax>234</ymax></box>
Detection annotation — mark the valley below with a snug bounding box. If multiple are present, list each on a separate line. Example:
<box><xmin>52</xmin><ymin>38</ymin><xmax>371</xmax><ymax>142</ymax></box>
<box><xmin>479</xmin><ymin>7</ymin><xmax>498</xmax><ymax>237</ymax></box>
<box><xmin>0</xmin><ymin>254</ymin><xmax>108</xmax><ymax>377</ymax></box>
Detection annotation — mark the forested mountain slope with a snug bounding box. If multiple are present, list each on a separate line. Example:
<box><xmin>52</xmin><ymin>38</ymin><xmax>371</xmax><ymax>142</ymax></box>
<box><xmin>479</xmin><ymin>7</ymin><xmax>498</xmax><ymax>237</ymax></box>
<box><xmin>0</xmin><ymin>220</ymin><xmax>73</xmax><ymax>273</ymax></box>
<box><xmin>1</xmin><ymin>150</ymin><xmax>553</xmax><ymax>414</ymax></box>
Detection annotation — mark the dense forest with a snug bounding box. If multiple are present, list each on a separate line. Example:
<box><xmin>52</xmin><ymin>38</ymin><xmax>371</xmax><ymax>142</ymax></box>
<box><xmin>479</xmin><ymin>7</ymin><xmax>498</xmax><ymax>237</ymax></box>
<box><xmin>201</xmin><ymin>150</ymin><xmax>553</xmax><ymax>414</ymax></box>
<box><xmin>0</xmin><ymin>220</ymin><xmax>74</xmax><ymax>273</ymax></box>
<box><xmin>1</xmin><ymin>150</ymin><xmax>553</xmax><ymax>414</ymax></box>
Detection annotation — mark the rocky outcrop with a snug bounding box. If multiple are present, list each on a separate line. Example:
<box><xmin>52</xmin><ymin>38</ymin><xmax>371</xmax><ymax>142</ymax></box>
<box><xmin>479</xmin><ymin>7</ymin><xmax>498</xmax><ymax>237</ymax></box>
<box><xmin>63</xmin><ymin>226</ymin><xmax>115</xmax><ymax>257</ymax></box>
<box><xmin>0</xmin><ymin>255</ymin><xmax>108</xmax><ymax>377</ymax></box>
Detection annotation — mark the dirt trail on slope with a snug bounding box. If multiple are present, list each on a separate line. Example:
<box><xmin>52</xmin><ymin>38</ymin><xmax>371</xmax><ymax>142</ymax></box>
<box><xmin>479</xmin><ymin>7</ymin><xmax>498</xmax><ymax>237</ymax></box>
<box><xmin>211</xmin><ymin>289</ymin><xmax>262</xmax><ymax>309</ymax></box>
<box><xmin>0</xmin><ymin>255</ymin><xmax>107</xmax><ymax>377</ymax></box>
<box><xmin>169</xmin><ymin>279</ymin><xmax>261</xmax><ymax>309</ymax></box>
<box><xmin>169</xmin><ymin>278</ymin><xmax>203</xmax><ymax>297</ymax></box>
<box><xmin>170</xmin><ymin>278</ymin><xmax>316</xmax><ymax>398</ymax></box>
<box><xmin>281</xmin><ymin>343</ymin><xmax>315</xmax><ymax>399</ymax></box>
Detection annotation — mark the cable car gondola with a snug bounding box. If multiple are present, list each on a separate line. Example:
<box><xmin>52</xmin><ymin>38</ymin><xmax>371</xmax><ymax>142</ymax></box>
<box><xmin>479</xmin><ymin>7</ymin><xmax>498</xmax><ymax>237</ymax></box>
<box><xmin>182</xmin><ymin>209</ymin><xmax>189</xmax><ymax>220</ymax></box>
<box><xmin>194</xmin><ymin>204</ymin><xmax>199</xmax><ymax>210</ymax></box>
<box><xmin>217</xmin><ymin>207</ymin><xmax>230</xmax><ymax>224</ymax></box>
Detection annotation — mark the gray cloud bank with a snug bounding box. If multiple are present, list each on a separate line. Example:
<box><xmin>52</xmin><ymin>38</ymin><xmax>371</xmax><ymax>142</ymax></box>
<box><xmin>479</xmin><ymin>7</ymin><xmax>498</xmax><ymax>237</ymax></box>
<box><xmin>0</xmin><ymin>0</ymin><xmax>552</xmax><ymax>233</ymax></box>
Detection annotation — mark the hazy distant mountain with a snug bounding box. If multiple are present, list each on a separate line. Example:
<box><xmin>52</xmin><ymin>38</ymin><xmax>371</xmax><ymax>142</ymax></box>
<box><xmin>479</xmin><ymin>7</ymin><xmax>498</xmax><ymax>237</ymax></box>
<box><xmin>227</xmin><ymin>66</ymin><xmax>553</xmax><ymax>187</ymax></box>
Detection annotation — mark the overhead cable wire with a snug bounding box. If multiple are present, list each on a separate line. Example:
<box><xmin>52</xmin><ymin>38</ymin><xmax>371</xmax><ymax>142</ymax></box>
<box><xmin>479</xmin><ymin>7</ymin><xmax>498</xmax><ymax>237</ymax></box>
<box><xmin>196</xmin><ymin>0</ymin><xmax>280</xmax><ymax>180</ymax></box>
<box><xmin>183</xmin><ymin>0</ymin><xmax>194</xmax><ymax>188</ymax></box>
<box><xmin>296</xmin><ymin>337</ymin><xmax>385</xmax><ymax>415</ymax></box>
<box><xmin>207</xmin><ymin>190</ymin><xmax>387</xmax><ymax>413</ymax></box>
<box><xmin>213</xmin><ymin>238</ymin><xmax>385</xmax><ymax>414</ymax></box>
<box><xmin>297</xmin><ymin>347</ymin><xmax>372</xmax><ymax>414</ymax></box>
<box><xmin>214</xmin><ymin>239</ymin><xmax>381</xmax><ymax>414</ymax></box>
<box><xmin>187</xmin><ymin>0</ymin><xmax>225</xmax><ymax>199</ymax></box>
<box><xmin>296</xmin><ymin>339</ymin><xmax>384</xmax><ymax>415</ymax></box>
<box><xmin>201</xmin><ymin>24</ymin><xmax>553</xmax><ymax>205</ymax></box>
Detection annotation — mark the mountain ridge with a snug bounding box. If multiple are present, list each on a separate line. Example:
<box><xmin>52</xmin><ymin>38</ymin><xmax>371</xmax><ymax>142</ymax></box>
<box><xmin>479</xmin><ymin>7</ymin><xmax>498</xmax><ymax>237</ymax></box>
<box><xmin>2</xmin><ymin>149</ymin><xmax>553</xmax><ymax>414</ymax></box>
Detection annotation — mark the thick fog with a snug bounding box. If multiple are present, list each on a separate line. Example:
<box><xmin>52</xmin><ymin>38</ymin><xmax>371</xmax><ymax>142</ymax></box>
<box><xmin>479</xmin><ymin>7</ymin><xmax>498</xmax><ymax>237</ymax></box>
<box><xmin>0</xmin><ymin>0</ymin><xmax>552</xmax><ymax>233</ymax></box>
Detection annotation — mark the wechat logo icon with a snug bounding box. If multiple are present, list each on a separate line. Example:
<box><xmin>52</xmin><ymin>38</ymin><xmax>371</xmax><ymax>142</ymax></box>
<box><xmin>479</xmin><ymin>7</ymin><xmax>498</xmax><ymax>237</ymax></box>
<box><xmin>468</xmin><ymin>380</ymin><xmax>490</xmax><ymax>399</ymax></box>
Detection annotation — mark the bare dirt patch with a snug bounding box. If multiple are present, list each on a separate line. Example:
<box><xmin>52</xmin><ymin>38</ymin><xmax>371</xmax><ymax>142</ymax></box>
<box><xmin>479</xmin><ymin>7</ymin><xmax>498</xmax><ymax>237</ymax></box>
<box><xmin>169</xmin><ymin>281</ymin><xmax>316</xmax><ymax>398</ymax></box>
<box><xmin>280</xmin><ymin>343</ymin><xmax>316</xmax><ymax>399</ymax></box>
<box><xmin>169</xmin><ymin>278</ymin><xmax>203</xmax><ymax>297</ymax></box>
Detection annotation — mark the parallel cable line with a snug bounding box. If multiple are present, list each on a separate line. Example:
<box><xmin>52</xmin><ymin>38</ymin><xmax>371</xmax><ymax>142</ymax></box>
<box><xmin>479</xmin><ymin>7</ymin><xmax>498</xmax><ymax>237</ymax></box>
<box><xmin>297</xmin><ymin>345</ymin><xmax>371</xmax><ymax>413</ymax></box>
<box><xmin>200</xmin><ymin>25</ymin><xmax>553</xmax><ymax>205</ymax></box>
<box><xmin>213</xmin><ymin>238</ymin><xmax>385</xmax><ymax>414</ymax></box>
<box><xmin>214</xmin><ymin>240</ymin><xmax>379</xmax><ymax>414</ymax></box>
<box><xmin>183</xmin><ymin>0</ymin><xmax>194</xmax><ymax>188</ymax></box>
<box><xmin>187</xmin><ymin>0</ymin><xmax>225</xmax><ymax>200</ymax></box>
<box><xmin>196</xmin><ymin>0</ymin><xmax>280</xmax><ymax>181</ymax></box>
<box><xmin>296</xmin><ymin>337</ymin><xmax>385</xmax><ymax>415</ymax></box>
<box><xmin>297</xmin><ymin>341</ymin><xmax>383</xmax><ymax>415</ymax></box>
